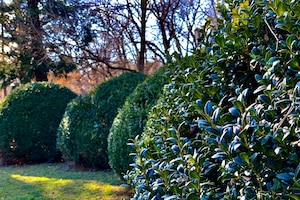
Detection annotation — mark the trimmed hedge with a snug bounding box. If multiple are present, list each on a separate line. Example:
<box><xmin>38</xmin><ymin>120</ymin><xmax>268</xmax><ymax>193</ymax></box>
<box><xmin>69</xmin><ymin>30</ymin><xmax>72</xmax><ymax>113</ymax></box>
<box><xmin>57</xmin><ymin>72</ymin><xmax>145</xmax><ymax>169</ymax></box>
<box><xmin>128</xmin><ymin>0</ymin><xmax>300</xmax><ymax>199</ymax></box>
<box><xmin>57</xmin><ymin>95</ymin><xmax>109</xmax><ymax>169</ymax></box>
<box><xmin>89</xmin><ymin>72</ymin><xmax>146</xmax><ymax>133</ymax></box>
<box><xmin>108</xmin><ymin>67</ymin><xmax>167</xmax><ymax>178</ymax></box>
<box><xmin>0</xmin><ymin>82</ymin><xmax>77</xmax><ymax>164</ymax></box>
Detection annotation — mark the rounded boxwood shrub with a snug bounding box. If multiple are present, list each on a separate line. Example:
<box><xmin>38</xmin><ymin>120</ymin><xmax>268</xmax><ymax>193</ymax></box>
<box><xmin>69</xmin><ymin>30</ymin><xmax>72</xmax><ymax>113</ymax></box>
<box><xmin>57</xmin><ymin>95</ymin><xmax>109</xmax><ymax>169</ymax></box>
<box><xmin>128</xmin><ymin>0</ymin><xmax>300</xmax><ymax>199</ymax></box>
<box><xmin>57</xmin><ymin>72</ymin><xmax>145</xmax><ymax>169</ymax></box>
<box><xmin>108</xmin><ymin>67</ymin><xmax>167</xmax><ymax>178</ymax></box>
<box><xmin>89</xmin><ymin>72</ymin><xmax>146</xmax><ymax>132</ymax></box>
<box><xmin>0</xmin><ymin>82</ymin><xmax>77</xmax><ymax>164</ymax></box>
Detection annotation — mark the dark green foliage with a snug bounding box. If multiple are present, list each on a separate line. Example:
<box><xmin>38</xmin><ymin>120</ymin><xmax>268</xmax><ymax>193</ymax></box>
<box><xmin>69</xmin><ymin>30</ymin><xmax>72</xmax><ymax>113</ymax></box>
<box><xmin>57</xmin><ymin>72</ymin><xmax>145</xmax><ymax>169</ymax></box>
<box><xmin>57</xmin><ymin>95</ymin><xmax>109</xmax><ymax>169</ymax></box>
<box><xmin>108</xmin><ymin>68</ymin><xmax>167</xmax><ymax>178</ymax></box>
<box><xmin>128</xmin><ymin>0</ymin><xmax>300</xmax><ymax>199</ymax></box>
<box><xmin>89</xmin><ymin>72</ymin><xmax>146</xmax><ymax>144</ymax></box>
<box><xmin>0</xmin><ymin>82</ymin><xmax>77</xmax><ymax>164</ymax></box>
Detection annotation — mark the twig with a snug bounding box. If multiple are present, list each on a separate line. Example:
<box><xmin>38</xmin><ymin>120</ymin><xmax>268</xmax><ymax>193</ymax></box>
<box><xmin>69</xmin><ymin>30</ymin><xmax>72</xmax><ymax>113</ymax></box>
<box><xmin>274</xmin><ymin>105</ymin><xmax>294</xmax><ymax>135</ymax></box>
<box><xmin>264</xmin><ymin>17</ymin><xmax>279</xmax><ymax>51</ymax></box>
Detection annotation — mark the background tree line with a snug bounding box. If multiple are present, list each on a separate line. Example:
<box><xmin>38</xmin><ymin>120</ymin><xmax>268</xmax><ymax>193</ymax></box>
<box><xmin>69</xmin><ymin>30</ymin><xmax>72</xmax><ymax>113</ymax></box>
<box><xmin>0</xmin><ymin>0</ymin><xmax>216</xmax><ymax>94</ymax></box>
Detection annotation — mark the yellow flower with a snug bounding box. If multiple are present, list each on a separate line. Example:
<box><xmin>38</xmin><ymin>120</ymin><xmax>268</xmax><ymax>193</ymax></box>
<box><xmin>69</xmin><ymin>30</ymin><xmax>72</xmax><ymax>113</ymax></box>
<box><xmin>232</xmin><ymin>8</ymin><xmax>238</xmax><ymax>15</ymax></box>
<box><xmin>240</xmin><ymin>1</ymin><xmax>249</xmax><ymax>9</ymax></box>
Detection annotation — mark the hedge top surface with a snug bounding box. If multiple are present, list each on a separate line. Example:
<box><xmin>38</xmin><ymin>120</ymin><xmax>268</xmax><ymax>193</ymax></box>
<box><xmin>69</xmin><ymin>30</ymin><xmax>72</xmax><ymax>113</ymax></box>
<box><xmin>89</xmin><ymin>72</ymin><xmax>146</xmax><ymax>106</ymax></box>
<box><xmin>0</xmin><ymin>81</ymin><xmax>77</xmax><ymax>127</ymax></box>
<box><xmin>88</xmin><ymin>72</ymin><xmax>146</xmax><ymax>133</ymax></box>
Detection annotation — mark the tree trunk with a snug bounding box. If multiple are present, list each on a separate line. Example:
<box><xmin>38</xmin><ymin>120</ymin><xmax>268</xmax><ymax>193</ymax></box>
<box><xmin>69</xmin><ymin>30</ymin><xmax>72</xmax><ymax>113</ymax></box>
<box><xmin>137</xmin><ymin>0</ymin><xmax>147</xmax><ymax>74</ymax></box>
<box><xmin>34</xmin><ymin>68</ymin><xmax>48</xmax><ymax>82</ymax></box>
<box><xmin>28</xmin><ymin>0</ymin><xmax>48</xmax><ymax>82</ymax></box>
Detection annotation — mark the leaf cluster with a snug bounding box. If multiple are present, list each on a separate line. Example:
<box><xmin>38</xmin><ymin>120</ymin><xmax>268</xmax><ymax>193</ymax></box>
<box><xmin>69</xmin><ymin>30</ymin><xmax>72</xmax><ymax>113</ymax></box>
<box><xmin>127</xmin><ymin>0</ymin><xmax>300</xmax><ymax>199</ymax></box>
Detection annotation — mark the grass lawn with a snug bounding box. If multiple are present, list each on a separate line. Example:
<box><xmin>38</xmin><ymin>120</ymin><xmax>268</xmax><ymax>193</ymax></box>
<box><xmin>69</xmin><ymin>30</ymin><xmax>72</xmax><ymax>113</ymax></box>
<box><xmin>0</xmin><ymin>162</ymin><xmax>132</xmax><ymax>200</ymax></box>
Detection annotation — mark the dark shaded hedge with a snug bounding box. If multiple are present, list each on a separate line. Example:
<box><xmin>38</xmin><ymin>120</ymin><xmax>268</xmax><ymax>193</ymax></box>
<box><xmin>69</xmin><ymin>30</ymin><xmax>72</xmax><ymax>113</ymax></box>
<box><xmin>0</xmin><ymin>82</ymin><xmax>77</xmax><ymax>164</ymax></box>
<box><xmin>108</xmin><ymin>67</ymin><xmax>167</xmax><ymax>178</ymax></box>
<box><xmin>57</xmin><ymin>72</ymin><xmax>145</xmax><ymax>169</ymax></box>
<box><xmin>57</xmin><ymin>95</ymin><xmax>109</xmax><ymax>169</ymax></box>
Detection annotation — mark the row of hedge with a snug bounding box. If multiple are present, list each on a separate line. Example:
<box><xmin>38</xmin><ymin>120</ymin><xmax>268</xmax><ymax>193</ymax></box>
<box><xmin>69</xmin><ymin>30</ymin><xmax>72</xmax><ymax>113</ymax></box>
<box><xmin>108</xmin><ymin>67</ymin><xmax>167</xmax><ymax>178</ymax></box>
<box><xmin>0</xmin><ymin>72</ymin><xmax>148</xmax><ymax>169</ymax></box>
<box><xmin>57</xmin><ymin>72</ymin><xmax>146</xmax><ymax>169</ymax></box>
<box><xmin>0</xmin><ymin>69</ymin><xmax>170</xmax><ymax>174</ymax></box>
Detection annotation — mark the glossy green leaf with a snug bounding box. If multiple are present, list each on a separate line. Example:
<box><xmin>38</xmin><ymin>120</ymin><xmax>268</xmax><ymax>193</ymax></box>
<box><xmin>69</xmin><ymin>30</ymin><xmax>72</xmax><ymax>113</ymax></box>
<box><xmin>276</xmin><ymin>2</ymin><xmax>288</xmax><ymax>16</ymax></box>
<box><xmin>254</xmin><ymin>85</ymin><xmax>267</xmax><ymax>94</ymax></box>
<box><xmin>286</xmin><ymin>35</ymin><xmax>297</xmax><ymax>47</ymax></box>
<box><xmin>233</xmin><ymin>101</ymin><xmax>243</xmax><ymax>111</ymax></box>
<box><xmin>277</xmin><ymin>173</ymin><xmax>294</xmax><ymax>182</ymax></box>
<box><xmin>204</xmin><ymin>100</ymin><xmax>213</xmax><ymax>116</ymax></box>
<box><xmin>234</xmin><ymin>156</ymin><xmax>247</xmax><ymax>166</ymax></box>
<box><xmin>295</xmin><ymin>163</ymin><xmax>300</xmax><ymax>179</ymax></box>
<box><xmin>212</xmin><ymin>107</ymin><xmax>221</xmax><ymax>122</ymax></box>
<box><xmin>229</xmin><ymin>106</ymin><xmax>241</xmax><ymax>117</ymax></box>
<box><xmin>288</xmin><ymin>58</ymin><xmax>300</xmax><ymax>68</ymax></box>
<box><xmin>215</xmin><ymin>35</ymin><xmax>226</xmax><ymax>47</ymax></box>
<box><xmin>186</xmin><ymin>193</ymin><xmax>199</xmax><ymax>200</ymax></box>
<box><xmin>196</xmin><ymin>119</ymin><xmax>210</xmax><ymax>128</ymax></box>
<box><xmin>258</xmin><ymin>94</ymin><xmax>271</xmax><ymax>105</ymax></box>
<box><xmin>288</xmin><ymin>194</ymin><xmax>300</xmax><ymax>200</ymax></box>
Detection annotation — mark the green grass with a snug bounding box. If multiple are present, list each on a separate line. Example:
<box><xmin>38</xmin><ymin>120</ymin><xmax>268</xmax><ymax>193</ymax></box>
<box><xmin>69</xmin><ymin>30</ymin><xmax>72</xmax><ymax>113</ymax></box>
<box><xmin>0</xmin><ymin>163</ymin><xmax>132</xmax><ymax>200</ymax></box>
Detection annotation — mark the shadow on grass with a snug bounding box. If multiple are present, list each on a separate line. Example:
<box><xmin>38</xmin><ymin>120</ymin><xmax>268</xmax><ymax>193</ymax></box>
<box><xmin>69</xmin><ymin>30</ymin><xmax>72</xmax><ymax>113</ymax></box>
<box><xmin>0</xmin><ymin>163</ymin><xmax>132</xmax><ymax>200</ymax></box>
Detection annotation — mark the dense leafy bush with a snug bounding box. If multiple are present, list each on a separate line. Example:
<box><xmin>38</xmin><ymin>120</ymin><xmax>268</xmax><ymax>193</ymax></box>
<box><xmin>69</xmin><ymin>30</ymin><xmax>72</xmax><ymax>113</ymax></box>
<box><xmin>89</xmin><ymin>72</ymin><xmax>146</xmax><ymax>136</ymax></box>
<box><xmin>0</xmin><ymin>82</ymin><xmax>77</xmax><ymax>164</ymax></box>
<box><xmin>128</xmin><ymin>0</ymin><xmax>300</xmax><ymax>199</ymax></box>
<box><xmin>57</xmin><ymin>95</ymin><xmax>109</xmax><ymax>169</ymax></box>
<box><xmin>57</xmin><ymin>72</ymin><xmax>145</xmax><ymax>169</ymax></box>
<box><xmin>108</xmin><ymin>67</ymin><xmax>167</xmax><ymax>178</ymax></box>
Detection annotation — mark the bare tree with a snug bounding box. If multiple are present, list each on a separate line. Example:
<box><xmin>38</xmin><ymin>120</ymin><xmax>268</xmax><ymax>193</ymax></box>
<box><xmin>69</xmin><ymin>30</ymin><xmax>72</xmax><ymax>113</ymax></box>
<box><xmin>149</xmin><ymin>0</ymin><xmax>214</xmax><ymax>57</ymax></box>
<box><xmin>35</xmin><ymin>0</ymin><xmax>217</xmax><ymax>81</ymax></box>
<box><xmin>0</xmin><ymin>0</ymin><xmax>217</xmax><ymax>90</ymax></box>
